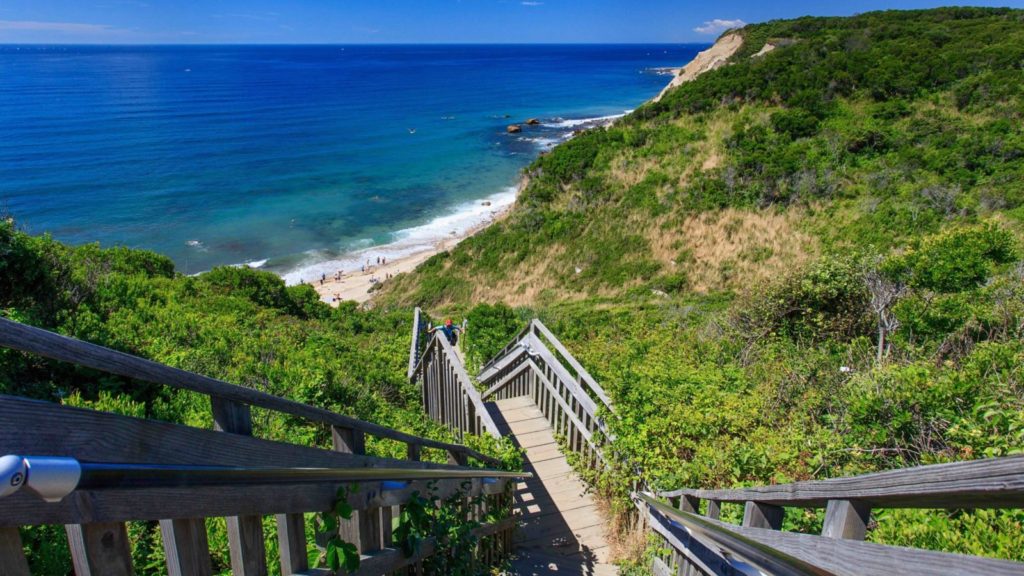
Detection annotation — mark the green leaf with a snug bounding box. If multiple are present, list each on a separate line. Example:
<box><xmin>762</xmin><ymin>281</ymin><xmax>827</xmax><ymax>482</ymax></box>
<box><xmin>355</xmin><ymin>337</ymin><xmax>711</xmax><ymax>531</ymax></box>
<box><xmin>335</xmin><ymin>500</ymin><xmax>353</xmax><ymax>520</ymax></box>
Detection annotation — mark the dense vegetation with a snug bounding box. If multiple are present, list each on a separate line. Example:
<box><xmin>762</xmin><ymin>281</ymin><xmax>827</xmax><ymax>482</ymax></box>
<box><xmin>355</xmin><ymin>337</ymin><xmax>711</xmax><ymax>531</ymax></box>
<box><xmin>4</xmin><ymin>6</ymin><xmax>1024</xmax><ymax>573</ymax></box>
<box><xmin>0</xmin><ymin>219</ymin><xmax>515</xmax><ymax>574</ymax></box>
<box><xmin>380</xmin><ymin>7</ymin><xmax>1024</xmax><ymax>565</ymax></box>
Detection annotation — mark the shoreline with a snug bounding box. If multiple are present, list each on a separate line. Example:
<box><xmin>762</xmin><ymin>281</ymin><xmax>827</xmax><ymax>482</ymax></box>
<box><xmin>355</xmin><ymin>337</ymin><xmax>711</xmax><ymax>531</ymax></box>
<box><xmin>310</xmin><ymin>188</ymin><xmax>517</xmax><ymax>305</ymax></box>
<box><xmin>304</xmin><ymin>69</ymin><xmax>691</xmax><ymax>306</ymax></box>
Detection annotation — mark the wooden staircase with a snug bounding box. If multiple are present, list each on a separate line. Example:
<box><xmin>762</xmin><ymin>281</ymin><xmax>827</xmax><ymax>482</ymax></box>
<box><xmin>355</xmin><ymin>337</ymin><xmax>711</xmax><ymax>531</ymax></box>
<box><xmin>410</xmin><ymin>311</ymin><xmax>619</xmax><ymax>575</ymax></box>
<box><xmin>411</xmin><ymin>310</ymin><xmax>1024</xmax><ymax>576</ymax></box>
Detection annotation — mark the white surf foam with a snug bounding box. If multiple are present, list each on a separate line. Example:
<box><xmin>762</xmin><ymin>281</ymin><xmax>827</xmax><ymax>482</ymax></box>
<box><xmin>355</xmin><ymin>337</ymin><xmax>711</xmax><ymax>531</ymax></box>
<box><xmin>280</xmin><ymin>186</ymin><xmax>517</xmax><ymax>286</ymax></box>
<box><xmin>544</xmin><ymin>111</ymin><xmax>630</xmax><ymax>129</ymax></box>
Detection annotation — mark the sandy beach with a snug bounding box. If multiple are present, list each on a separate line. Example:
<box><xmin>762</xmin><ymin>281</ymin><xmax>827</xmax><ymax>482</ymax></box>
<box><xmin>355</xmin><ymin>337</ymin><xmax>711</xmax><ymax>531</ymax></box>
<box><xmin>311</xmin><ymin>201</ymin><xmax>513</xmax><ymax>305</ymax></box>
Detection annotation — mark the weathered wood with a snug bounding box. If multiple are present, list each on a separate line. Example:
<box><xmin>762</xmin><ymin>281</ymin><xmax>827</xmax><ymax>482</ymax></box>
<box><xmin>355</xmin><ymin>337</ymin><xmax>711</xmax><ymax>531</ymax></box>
<box><xmin>706</xmin><ymin>500</ymin><xmax>721</xmax><ymax>520</ymax></box>
<box><xmin>332</xmin><ymin>426</ymin><xmax>366</xmax><ymax>455</ymax></box>
<box><xmin>0</xmin><ymin>527</ymin><xmax>30</xmax><ymax>576</ymax></box>
<box><xmin>66</xmin><ymin>522</ymin><xmax>135</xmax><ymax>576</ymax></box>
<box><xmin>531</xmin><ymin>320</ymin><xmax>613</xmax><ymax>411</ymax></box>
<box><xmin>214</xmin><ymin>398</ymin><xmax>268</xmax><ymax>576</ymax></box>
<box><xmin>707</xmin><ymin>515</ymin><xmax>1024</xmax><ymax>576</ymax></box>
<box><xmin>480</xmin><ymin>359</ymin><xmax>533</xmax><ymax>401</ymax></box>
<box><xmin>160</xmin><ymin>518</ymin><xmax>213</xmax><ymax>576</ymax></box>
<box><xmin>408</xmin><ymin>307</ymin><xmax>422</xmax><ymax>379</ymax></box>
<box><xmin>226</xmin><ymin>515</ymin><xmax>267</xmax><ymax>576</ymax></box>
<box><xmin>822</xmin><ymin>499</ymin><xmax>871</xmax><ymax>541</ymax></box>
<box><xmin>651</xmin><ymin>556</ymin><xmax>673</xmax><ymax>576</ymax></box>
<box><xmin>211</xmin><ymin>397</ymin><xmax>253</xmax><ymax>435</ymax></box>
<box><xmin>275</xmin><ymin>513</ymin><xmax>308</xmax><ymax>575</ymax></box>
<box><xmin>742</xmin><ymin>501</ymin><xmax>784</xmax><ymax>529</ymax></box>
<box><xmin>678</xmin><ymin>495</ymin><xmax>700</xmax><ymax>514</ymax></box>
<box><xmin>0</xmin><ymin>318</ymin><xmax>496</xmax><ymax>466</ymax></box>
<box><xmin>658</xmin><ymin>455</ymin><xmax>1024</xmax><ymax>509</ymax></box>
<box><xmin>407</xmin><ymin>443</ymin><xmax>421</xmax><ymax>461</ymax></box>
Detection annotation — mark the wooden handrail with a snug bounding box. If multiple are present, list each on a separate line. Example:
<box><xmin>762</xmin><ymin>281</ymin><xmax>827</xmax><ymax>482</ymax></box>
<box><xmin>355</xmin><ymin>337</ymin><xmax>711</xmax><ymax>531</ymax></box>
<box><xmin>407</xmin><ymin>307</ymin><xmax>422</xmax><ymax>379</ymax></box>
<box><xmin>655</xmin><ymin>456</ymin><xmax>1024</xmax><ymax>509</ymax></box>
<box><xmin>0</xmin><ymin>317</ymin><xmax>498</xmax><ymax>466</ymax></box>
<box><xmin>530</xmin><ymin>319</ymin><xmax>614</xmax><ymax>412</ymax></box>
<box><xmin>436</xmin><ymin>334</ymin><xmax>502</xmax><ymax>438</ymax></box>
<box><xmin>638</xmin><ymin>491</ymin><xmax>1024</xmax><ymax>576</ymax></box>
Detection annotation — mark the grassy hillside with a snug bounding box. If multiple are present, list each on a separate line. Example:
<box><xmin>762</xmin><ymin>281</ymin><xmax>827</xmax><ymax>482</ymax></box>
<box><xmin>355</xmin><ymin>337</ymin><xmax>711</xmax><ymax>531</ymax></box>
<box><xmin>0</xmin><ymin>220</ymin><xmax>516</xmax><ymax>574</ymax></box>
<box><xmin>380</xmin><ymin>7</ymin><xmax>1024</xmax><ymax>562</ymax></box>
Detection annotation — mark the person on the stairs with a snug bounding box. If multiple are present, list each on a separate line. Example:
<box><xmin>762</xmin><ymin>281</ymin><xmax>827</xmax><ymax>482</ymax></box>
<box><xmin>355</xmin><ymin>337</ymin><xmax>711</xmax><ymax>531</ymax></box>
<box><xmin>428</xmin><ymin>318</ymin><xmax>463</xmax><ymax>346</ymax></box>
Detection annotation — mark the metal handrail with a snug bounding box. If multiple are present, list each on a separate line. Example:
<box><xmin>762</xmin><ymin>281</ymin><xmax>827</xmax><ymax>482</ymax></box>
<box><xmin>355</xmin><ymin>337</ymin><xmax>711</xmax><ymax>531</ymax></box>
<box><xmin>636</xmin><ymin>492</ymin><xmax>829</xmax><ymax>576</ymax></box>
<box><xmin>0</xmin><ymin>454</ymin><xmax>530</xmax><ymax>503</ymax></box>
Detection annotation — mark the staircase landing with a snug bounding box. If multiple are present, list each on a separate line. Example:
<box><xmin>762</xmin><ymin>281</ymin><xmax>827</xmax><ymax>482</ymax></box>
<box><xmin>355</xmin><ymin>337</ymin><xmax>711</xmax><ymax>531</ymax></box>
<box><xmin>490</xmin><ymin>396</ymin><xmax>618</xmax><ymax>576</ymax></box>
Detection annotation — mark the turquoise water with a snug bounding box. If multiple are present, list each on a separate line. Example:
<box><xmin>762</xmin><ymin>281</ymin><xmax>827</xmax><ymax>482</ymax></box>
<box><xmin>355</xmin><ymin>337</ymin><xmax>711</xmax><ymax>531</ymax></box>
<box><xmin>0</xmin><ymin>44</ymin><xmax>704</xmax><ymax>280</ymax></box>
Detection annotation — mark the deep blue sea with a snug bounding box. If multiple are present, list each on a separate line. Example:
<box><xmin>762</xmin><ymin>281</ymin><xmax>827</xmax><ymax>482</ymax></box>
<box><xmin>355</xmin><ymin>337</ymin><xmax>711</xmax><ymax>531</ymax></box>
<box><xmin>0</xmin><ymin>44</ymin><xmax>704</xmax><ymax>280</ymax></box>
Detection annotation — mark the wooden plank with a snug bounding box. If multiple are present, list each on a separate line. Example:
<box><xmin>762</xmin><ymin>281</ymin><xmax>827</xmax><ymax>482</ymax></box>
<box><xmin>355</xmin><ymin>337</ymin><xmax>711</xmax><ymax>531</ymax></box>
<box><xmin>0</xmin><ymin>396</ymin><xmax>467</xmax><ymax>470</ymax></box>
<box><xmin>332</xmin><ymin>426</ymin><xmax>366</xmax><ymax>456</ymax></box>
<box><xmin>436</xmin><ymin>335</ymin><xmax>501</xmax><ymax>438</ymax></box>
<box><xmin>408</xmin><ymin>307</ymin><xmax>421</xmax><ymax>379</ymax></box>
<box><xmin>211</xmin><ymin>397</ymin><xmax>253</xmax><ymax>435</ymax></box>
<box><xmin>531</xmin><ymin>320</ymin><xmax>613</xmax><ymax>410</ymax></box>
<box><xmin>275</xmin><ymin>514</ymin><xmax>308</xmax><ymax>575</ymax></box>
<box><xmin>215</xmin><ymin>399</ymin><xmax>267</xmax><ymax>576</ymax></box>
<box><xmin>0</xmin><ymin>527</ymin><xmax>30</xmax><ymax>576</ymax></box>
<box><xmin>226</xmin><ymin>516</ymin><xmax>267</xmax><ymax>576</ymax></box>
<box><xmin>702</xmin><ymin>515</ymin><xmax>1024</xmax><ymax>576</ymax></box>
<box><xmin>659</xmin><ymin>455</ymin><xmax>1024</xmax><ymax>509</ymax></box>
<box><xmin>0</xmin><ymin>318</ymin><xmax>498</xmax><ymax>466</ymax></box>
<box><xmin>706</xmin><ymin>500</ymin><xmax>721</xmax><ymax>520</ymax></box>
<box><xmin>742</xmin><ymin>502</ymin><xmax>783</xmax><ymax>529</ymax></box>
<box><xmin>822</xmin><ymin>500</ymin><xmax>870</xmax><ymax>541</ymax></box>
<box><xmin>480</xmin><ymin>360</ymin><xmax>532</xmax><ymax>401</ymax></box>
<box><xmin>160</xmin><ymin>518</ymin><xmax>212</xmax><ymax>576</ymax></box>
<box><xmin>66</xmin><ymin>522</ymin><xmax>134</xmax><ymax>576</ymax></box>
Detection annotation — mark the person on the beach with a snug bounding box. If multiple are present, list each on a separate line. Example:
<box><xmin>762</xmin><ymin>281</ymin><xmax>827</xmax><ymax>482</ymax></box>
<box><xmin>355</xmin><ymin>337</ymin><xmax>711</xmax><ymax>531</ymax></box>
<box><xmin>428</xmin><ymin>318</ymin><xmax>464</xmax><ymax>346</ymax></box>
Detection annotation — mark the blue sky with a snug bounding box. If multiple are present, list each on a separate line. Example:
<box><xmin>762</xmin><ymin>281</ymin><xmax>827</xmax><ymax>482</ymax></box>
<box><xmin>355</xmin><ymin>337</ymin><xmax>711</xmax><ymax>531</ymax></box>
<box><xmin>0</xmin><ymin>1</ymin><xmax>1021</xmax><ymax>44</ymax></box>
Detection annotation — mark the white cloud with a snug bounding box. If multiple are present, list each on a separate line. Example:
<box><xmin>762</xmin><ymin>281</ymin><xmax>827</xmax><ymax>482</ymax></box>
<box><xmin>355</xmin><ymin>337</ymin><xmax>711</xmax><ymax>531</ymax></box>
<box><xmin>0</xmin><ymin>19</ymin><xmax>119</xmax><ymax>34</ymax></box>
<box><xmin>693</xmin><ymin>18</ymin><xmax>746</xmax><ymax>35</ymax></box>
<box><xmin>522</xmin><ymin>1</ymin><xmax>544</xmax><ymax>5</ymax></box>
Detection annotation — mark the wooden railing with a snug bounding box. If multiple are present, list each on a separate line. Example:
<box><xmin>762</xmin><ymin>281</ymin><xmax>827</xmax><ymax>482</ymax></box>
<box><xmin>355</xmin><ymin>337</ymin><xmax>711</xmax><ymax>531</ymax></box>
<box><xmin>638</xmin><ymin>456</ymin><xmax>1024</xmax><ymax>576</ymax></box>
<box><xmin>410</xmin><ymin>330</ymin><xmax>501</xmax><ymax>444</ymax></box>
<box><xmin>476</xmin><ymin>317</ymin><xmax>1024</xmax><ymax>575</ymax></box>
<box><xmin>0</xmin><ymin>317</ymin><xmax>522</xmax><ymax>575</ymax></box>
<box><xmin>476</xmin><ymin>319</ymin><xmax>609</xmax><ymax>472</ymax></box>
<box><xmin>407</xmin><ymin>307</ymin><xmax>424</xmax><ymax>379</ymax></box>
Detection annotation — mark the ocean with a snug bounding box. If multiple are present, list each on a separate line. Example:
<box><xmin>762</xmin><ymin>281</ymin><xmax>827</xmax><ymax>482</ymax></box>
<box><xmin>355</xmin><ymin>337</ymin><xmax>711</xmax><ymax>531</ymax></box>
<box><xmin>0</xmin><ymin>44</ymin><xmax>705</xmax><ymax>282</ymax></box>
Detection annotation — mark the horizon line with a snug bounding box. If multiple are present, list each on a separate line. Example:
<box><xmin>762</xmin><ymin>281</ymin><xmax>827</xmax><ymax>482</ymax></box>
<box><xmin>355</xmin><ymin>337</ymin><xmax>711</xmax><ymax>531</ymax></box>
<box><xmin>0</xmin><ymin>41</ymin><xmax>715</xmax><ymax>47</ymax></box>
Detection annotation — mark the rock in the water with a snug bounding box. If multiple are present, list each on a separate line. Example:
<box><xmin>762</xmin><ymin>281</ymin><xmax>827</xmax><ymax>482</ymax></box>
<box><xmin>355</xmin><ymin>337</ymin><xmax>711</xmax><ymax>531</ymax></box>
<box><xmin>507</xmin><ymin>124</ymin><xmax>522</xmax><ymax>133</ymax></box>
<box><xmin>526</xmin><ymin>118</ymin><xmax>541</xmax><ymax>125</ymax></box>
<box><xmin>482</xmin><ymin>201</ymin><xmax>492</xmax><ymax>206</ymax></box>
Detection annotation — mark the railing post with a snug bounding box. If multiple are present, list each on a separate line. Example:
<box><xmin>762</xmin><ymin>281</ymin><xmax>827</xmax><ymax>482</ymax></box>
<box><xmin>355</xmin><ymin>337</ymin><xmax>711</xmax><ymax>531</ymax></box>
<box><xmin>0</xmin><ymin>527</ymin><xmax>31</xmax><ymax>576</ymax></box>
<box><xmin>66</xmin><ymin>522</ymin><xmax>135</xmax><ymax>576</ymax></box>
<box><xmin>706</xmin><ymin>500</ymin><xmax>721</xmax><ymax>519</ymax></box>
<box><xmin>331</xmin><ymin>426</ymin><xmax>382</xmax><ymax>558</ymax></box>
<box><xmin>742</xmin><ymin>501</ymin><xmax>784</xmax><ymax>529</ymax></box>
<box><xmin>160</xmin><ymin>518</ymin><xmax>213</xmax><ymax>576</ymax></box>
<box><xmin>822</xmin><ymin>499</ymin><xmax>871</xmax><ymax>541</ymax></box>
<box><xmin>275</xmin><ymin>513</ymin><xmax>307</xmax><ymax>575</ymax></box>
<box><xmin>211</xmin><ymin>398</ymin><xmax>266</xmax><ymax>576</ymax></box>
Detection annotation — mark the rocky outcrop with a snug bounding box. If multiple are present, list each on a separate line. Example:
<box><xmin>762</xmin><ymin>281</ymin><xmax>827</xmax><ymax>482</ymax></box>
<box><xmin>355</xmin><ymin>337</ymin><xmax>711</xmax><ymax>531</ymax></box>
<box><xmin>507</xmin><ymin>125</ymin><xmax>522</xmax><ymax>134</ymax></box>
<box><xmin>526</xmin><ymin>118</ymin><xmax>541</xmax><ymax>125</ymax></box>
<box><xmin>654</xmin><ymin>32</ymin><xmax>744</xmax><ymax>102</ymax></box>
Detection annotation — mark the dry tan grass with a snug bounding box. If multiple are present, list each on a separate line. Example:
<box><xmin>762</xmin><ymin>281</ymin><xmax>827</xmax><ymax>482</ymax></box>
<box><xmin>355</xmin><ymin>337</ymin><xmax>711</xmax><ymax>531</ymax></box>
<box><xmin>646</xmin><ymin>207</ymin><xmax>818</xmax><ymax>293</ymax></box>
<box><xmin>469</xmin><ymin>244</ymin><xmax>585</xmax><ymax>307</ymax></box>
